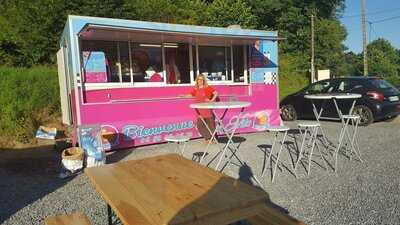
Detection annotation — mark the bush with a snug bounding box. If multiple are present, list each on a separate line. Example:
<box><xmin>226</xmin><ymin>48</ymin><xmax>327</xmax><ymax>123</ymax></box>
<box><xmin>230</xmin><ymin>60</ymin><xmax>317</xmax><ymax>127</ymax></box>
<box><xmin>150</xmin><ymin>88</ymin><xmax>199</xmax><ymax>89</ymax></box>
<box><xmin>279</xmin><ymin>54</ymin><xmax>309</xmax><ymax>100</ymax></box>
<box><xmin>0</xmin><ymin>66</ymin><xmax>60</xmax><ymax>143</ymax></box>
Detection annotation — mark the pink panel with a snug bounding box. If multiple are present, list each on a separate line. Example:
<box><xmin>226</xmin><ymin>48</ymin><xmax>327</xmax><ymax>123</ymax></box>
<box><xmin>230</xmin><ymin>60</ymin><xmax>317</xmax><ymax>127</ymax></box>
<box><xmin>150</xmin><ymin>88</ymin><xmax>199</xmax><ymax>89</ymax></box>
<box><xmin>85</xmin><ymin>72</ymin><xmax>107</xmax><ymax>83</ymax></box>
<box><xmin>76</xmin><ymin>84</ymin><xmax>281</xmax><ymax>150</ymax></box>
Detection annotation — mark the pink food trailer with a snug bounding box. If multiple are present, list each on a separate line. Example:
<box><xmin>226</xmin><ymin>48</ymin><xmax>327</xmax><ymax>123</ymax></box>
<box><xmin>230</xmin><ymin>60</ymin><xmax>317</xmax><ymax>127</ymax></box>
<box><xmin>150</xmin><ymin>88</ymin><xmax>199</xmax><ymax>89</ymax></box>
<box><xmin>57</xmin><ymin>15</ymin><xmax>282</xmax><ymax>150</ymax></box>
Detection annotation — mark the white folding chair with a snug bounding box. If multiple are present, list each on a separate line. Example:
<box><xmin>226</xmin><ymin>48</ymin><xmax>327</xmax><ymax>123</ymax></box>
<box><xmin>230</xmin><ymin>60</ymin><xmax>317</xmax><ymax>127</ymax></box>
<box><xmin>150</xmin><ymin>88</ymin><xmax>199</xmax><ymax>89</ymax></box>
<box><xmin>164</xmin><ymin>135</ymin><xmax>191</xmax><ymax>156</ymax></box>
<box><xmin>341</xmin><ymin>114</ymin><xmax>362</xmax><ymax>161</ymax></box>
<box><xmin>214</xmin><ymin>115</ymin><xmax>244</xmax><ymax>171</ymax></box>
<box><xmin>261</xmin><ymin>125</ymin><xmax>290</xmax><ymax>183</ymax></box>
<box><xmin>294</xmin><ymin>121</ymin><xmax>328</xmax><ymax>177</ymax></box>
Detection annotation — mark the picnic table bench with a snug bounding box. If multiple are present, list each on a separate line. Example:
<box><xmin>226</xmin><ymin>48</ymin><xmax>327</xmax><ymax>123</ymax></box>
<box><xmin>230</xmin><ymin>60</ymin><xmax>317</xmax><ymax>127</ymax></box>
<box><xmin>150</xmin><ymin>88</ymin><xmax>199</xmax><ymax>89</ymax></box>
<box><xmin>85</xmin><ymin>154</ymin><xmax>306</xmax><ymax>225</ymax></box>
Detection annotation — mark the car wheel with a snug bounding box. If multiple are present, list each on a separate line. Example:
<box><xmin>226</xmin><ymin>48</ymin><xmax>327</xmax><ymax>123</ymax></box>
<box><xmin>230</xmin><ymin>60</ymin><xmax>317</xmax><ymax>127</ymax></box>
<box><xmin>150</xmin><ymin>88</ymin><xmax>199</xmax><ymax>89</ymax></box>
<box><xmin>353</xmin><ymin>105</ymin><xmax>374</xmax><ymax>126</ymax></box>
<box><xmin>281</xmin><ymin>105</ymin><xmax>297</xmax><ymax>121</ymax></box>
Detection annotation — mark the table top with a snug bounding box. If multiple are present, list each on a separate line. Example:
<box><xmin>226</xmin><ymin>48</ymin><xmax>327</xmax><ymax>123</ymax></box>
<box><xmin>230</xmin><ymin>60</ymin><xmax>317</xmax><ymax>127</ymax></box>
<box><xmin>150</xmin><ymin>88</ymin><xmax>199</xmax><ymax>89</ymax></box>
<box><xmin>190</xmin><ymin>101</ymin><xmax>251</xmax><ymax>109</ymax></box>
<box><xmin>85</xmin><ymin>154</ymin><xmax>269</xmax><ymax>225</ymax></box>
<box><xmin>304</xmin><ymin>93</ymin><xmax>362</xmax><ymax>100</ymax></box>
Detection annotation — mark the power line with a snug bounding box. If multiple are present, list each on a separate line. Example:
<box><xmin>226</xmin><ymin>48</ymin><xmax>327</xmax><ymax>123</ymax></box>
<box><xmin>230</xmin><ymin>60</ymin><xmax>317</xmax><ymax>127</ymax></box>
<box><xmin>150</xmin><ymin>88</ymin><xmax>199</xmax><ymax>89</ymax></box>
<box><xmin>369</xmin><ymin>15</ymin><xmax>400</xmax><ymax>24</ymax></box>
<box><xmin>368</xmin><ymin>21</ymin><xmax>372</xmax><ymax>42</ymax></box>
<box><xmin>367</xmin><ymin>21</ymin><xmax>380</xmax><ymax>41</ymax></box>
<box><xmin>341</xmin><ymin>7</ymin><xmax>400</xmax><ymax>18</ymax></box>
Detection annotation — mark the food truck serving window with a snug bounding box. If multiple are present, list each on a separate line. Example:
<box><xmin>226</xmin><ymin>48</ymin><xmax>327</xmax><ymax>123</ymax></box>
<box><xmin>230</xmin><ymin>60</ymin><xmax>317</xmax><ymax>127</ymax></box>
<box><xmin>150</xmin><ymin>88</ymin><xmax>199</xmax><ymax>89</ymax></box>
<box><xmin>131</xmin><ymin>43</ymin><xmax>164</xmax><ymax>83</ymax></box>
<box><xmin>80</xmin><ymin>40</ymin><xmax>248</xmax><ymax>87</ymax></box>
<box><xmin>198</xmin><ymin>46</ymin><xmax>232</xmax><ymax>82</ymax></box>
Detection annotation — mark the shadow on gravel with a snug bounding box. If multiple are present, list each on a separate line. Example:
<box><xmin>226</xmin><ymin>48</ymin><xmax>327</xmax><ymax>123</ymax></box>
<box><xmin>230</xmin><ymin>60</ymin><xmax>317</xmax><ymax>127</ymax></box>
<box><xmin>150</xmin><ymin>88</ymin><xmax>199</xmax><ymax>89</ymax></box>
<box><xmin>0</xmin><ymin>146</ymin><xmax>70</xmax><ymax>223</ymax></box>
<box><xmin>237</xmin><ymin>162</ymin><xmax>290</xmax><ymax>223</ymax></box>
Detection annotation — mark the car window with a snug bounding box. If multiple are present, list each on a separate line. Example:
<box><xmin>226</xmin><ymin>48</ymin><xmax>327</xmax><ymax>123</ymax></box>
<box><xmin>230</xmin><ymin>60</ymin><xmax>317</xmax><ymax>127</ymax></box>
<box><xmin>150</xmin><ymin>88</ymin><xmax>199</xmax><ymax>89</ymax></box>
<box><xmin>336</xmin><ymin>80</ymin><xmax>351</xmax><ymax>92</ymax></box>
<box><xmin>307</xmin><ymin>80</ymin><xmax>334</xmax><ymax>94</ymax></box>
<box><xmin>369</xmin><ymin>79</ymin><xmax>397</xmax><ymax>90</ymax></box>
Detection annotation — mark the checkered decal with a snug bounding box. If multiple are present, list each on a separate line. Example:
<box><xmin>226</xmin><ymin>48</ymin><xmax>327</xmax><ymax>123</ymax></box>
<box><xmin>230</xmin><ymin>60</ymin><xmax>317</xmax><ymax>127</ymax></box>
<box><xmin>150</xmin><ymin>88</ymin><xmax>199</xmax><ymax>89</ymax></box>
<box><xmin>264</xmin><ymin>72</ymin><xmax>277</xmax><ymax>85</ymax></box>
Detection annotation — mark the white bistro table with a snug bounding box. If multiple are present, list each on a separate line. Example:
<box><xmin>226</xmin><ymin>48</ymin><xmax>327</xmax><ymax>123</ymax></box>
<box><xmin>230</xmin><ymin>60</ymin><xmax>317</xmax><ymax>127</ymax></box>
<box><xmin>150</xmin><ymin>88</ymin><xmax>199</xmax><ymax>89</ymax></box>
<box><xmin>190</xmin><ymin>101</ymin><xmax>251</xmax><ymax>171</ymax></box>
<box><xmin>304</xmin><ymin>93</ymin><xmax>362</xmax><ymax>172</ymax></box>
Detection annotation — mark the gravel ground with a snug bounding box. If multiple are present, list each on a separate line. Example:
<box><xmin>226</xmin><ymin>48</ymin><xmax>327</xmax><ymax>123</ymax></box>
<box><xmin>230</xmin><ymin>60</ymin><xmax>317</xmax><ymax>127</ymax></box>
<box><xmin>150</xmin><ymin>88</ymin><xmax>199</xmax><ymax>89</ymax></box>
<box><xmin>1</xmin><ymin>120</ymin><xmax>400</xmax><ymax>225</ymax></box>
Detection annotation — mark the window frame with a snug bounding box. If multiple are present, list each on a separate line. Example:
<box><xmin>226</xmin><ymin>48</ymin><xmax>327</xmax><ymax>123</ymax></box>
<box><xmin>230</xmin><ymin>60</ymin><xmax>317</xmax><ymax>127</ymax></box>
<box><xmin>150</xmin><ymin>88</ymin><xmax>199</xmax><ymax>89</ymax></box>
<box><xmin>79</xmin><ymin>39</ymin><xmax>249</xmax><ymax>89</ymax></box>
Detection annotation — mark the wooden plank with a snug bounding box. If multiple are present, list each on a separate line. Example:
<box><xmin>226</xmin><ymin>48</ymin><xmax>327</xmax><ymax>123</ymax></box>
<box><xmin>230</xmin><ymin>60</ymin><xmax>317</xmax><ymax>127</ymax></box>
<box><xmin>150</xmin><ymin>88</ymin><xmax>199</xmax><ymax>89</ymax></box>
<box><xmin>85</xmin><ymin>154</ymin><xmax>269</xmax><ymax>225</ymax></box>
<box><xmin>45</xmin><ymin>212</ymin><xmax>91</xmax><ymax>225</ymax></box>
<box><xmin>247</xmin><ymin>205</ymin><xmax>307</xmax><ymax>225</ymax></box>
<box><xmin>85</xmin><ymin>164</ymin><xmax>153</xmax><ymax>225</ymax></box>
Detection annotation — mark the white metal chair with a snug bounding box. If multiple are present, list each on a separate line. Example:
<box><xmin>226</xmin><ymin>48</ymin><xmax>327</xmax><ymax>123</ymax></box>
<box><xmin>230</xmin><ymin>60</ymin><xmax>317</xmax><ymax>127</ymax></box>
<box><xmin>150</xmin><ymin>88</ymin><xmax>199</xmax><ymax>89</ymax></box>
<box><xmin>213</xmin><ymin>115</ymin><xmax>244</xmax><ymax>171</ymax></box>
<box><xmin>261</xmin><ymin>125</ymin><xmax>290</xmax><ymax>183</ymax></box>
<box><xmin>294</xmin><ymin>121</ymin><xmax>328</xmax><ymax>177</ymax></box>
<box><xmin>164</xmin><ymin>135</ymin><xmax>190</xmax><ymax>156</ymax></box>
<box><xmin>334</xmin><ymin>114</ymin><xmax>363</xmax><ymax>171</ymax></box>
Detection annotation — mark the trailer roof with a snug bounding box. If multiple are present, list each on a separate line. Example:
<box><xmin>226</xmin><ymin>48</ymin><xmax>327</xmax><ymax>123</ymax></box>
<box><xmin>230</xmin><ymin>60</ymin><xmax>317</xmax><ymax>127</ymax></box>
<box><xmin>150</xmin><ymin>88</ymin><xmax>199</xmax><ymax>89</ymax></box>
<box><xmin>67</xmin><ymin>15</ymin><xmax>282</xmax><ymax>44</ymax></box>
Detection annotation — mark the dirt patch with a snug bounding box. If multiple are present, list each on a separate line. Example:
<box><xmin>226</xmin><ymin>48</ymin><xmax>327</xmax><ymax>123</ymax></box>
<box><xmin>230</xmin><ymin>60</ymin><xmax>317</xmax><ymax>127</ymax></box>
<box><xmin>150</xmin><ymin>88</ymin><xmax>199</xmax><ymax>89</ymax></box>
<box><xmin>0</xmin><ymin>112</ymin><xmax>72</xmax><ymax>149</ymax></box>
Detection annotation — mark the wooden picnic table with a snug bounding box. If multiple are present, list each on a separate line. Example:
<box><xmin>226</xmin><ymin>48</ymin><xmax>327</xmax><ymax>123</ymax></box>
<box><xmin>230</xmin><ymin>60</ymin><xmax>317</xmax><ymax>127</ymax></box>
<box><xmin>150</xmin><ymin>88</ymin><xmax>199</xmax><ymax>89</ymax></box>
<box><xmin>85</xmin><ymin>154</ymin><xmax>305</xmax><ymax>225</ymax></box>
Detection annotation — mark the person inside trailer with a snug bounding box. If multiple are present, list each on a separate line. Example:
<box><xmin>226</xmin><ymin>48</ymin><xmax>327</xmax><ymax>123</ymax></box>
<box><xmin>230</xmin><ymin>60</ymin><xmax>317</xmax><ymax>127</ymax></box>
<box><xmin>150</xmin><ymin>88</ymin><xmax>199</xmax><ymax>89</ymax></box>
<box><xmin>166</xmin><ymin>49</ymin><xmax>181</xmax><ymax>84</ymax></box>
<box><xmin>149</xmin><ymin>65</ymin><xmax>163</xmax><ymax>82</ymax></box>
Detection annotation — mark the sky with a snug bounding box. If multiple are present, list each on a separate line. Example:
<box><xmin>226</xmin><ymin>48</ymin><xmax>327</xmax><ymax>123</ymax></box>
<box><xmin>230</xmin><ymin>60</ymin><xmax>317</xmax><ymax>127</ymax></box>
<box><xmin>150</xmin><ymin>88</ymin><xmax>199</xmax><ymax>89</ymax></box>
<box><xmin>340</xmin><ymin>0</ymin><xmax>400</xmax><ymax>53</ymax></box>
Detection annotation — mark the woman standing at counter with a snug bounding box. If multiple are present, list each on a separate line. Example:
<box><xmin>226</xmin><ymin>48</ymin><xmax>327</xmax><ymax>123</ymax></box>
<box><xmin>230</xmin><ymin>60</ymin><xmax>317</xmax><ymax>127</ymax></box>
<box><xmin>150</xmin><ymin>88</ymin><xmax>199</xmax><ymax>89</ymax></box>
<box><xmin>190</xmin><ymin>74</ymin><xmax>218</xmax><ymax>143</ymax></box>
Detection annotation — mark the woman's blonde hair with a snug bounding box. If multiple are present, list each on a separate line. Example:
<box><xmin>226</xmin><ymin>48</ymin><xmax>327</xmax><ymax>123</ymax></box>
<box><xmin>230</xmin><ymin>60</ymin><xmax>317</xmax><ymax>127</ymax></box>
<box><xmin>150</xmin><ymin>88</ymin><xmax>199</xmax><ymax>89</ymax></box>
<box><xmin>195</xmin><ymin>74</ymin><xmax>208</xmax><ymax>89</ymax></box>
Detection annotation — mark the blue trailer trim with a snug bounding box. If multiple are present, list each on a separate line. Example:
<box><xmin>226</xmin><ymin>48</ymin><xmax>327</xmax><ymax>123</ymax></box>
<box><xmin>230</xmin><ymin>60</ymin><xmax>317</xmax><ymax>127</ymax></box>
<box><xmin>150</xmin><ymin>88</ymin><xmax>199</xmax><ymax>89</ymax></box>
<box><xmin>67</xmin><ymin>15</ymin><xmax>278</xmax><ymax>39</ymax></box>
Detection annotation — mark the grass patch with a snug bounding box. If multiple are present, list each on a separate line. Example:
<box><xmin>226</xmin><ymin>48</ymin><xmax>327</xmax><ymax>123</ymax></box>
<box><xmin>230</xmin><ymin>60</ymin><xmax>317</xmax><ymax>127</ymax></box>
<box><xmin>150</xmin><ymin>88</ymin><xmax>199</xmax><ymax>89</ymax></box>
<box><xmin>0</xmin><ymin>66</ymin><xmax>60</xmax><ymax>145</ymax></box>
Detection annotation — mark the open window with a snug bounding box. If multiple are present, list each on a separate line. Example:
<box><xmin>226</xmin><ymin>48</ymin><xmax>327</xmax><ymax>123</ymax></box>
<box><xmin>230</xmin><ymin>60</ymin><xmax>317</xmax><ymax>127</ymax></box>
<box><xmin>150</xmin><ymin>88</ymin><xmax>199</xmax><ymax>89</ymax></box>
<box><xmin>79</xmin><ymin>28</ymin><xmax>253</xmax><ymax>87</ymax></box>
<box><xmin>131</xmin><ymin>43</ymin><xmax>164</xmax><ymax>83</ymax></box>
<box><xmin>165</xmin><ymin>43</ymin><xmax>190</xmax><ymax>84</ymax></box>
<box><xmin>198</xmin><ymin>46</ymin><xmax>232</xmax><ymax>82</ymax></box>
<box><xmin>81</xmin><ymin>40</ymin><xmax>121</xmax><ymax>83</ymax></box>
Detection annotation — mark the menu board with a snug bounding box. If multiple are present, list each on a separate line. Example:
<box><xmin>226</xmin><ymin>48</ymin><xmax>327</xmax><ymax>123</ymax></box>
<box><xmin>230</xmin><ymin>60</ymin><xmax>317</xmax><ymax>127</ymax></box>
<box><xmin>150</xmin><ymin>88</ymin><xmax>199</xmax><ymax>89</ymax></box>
<box><xmin>83</xmin><ymin>51</ymin><xmax>108</xmax><ymax>83</ymax></box>
<box><xmin>250</xmin><ymin>40</ymin><xmax>277</xmax><ymax>84</ymax></box>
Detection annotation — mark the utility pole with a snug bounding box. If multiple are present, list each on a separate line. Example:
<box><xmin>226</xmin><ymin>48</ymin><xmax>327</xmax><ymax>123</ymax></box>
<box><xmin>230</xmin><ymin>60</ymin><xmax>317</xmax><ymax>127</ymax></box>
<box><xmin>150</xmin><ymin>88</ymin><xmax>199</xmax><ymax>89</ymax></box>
<box><xmin>311</xmin><ymin>14</ymin><xmax>315</xmax><ymax>83</ymax></box>
<box><xmin>361</xmin><ymin>0</ymin><xmax>368</xmax><ymax>75</ymax></box>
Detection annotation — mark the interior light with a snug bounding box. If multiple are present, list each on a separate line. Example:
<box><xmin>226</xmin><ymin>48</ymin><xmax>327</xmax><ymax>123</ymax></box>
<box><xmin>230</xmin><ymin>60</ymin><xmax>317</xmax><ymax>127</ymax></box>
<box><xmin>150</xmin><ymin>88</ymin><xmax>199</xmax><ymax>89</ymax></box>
<box><xmin>139</xmin><ymin>44</ymin><xmax>162</xmax><ymax>47</ymax></box>
<box><xmin>163</xmin><ymin>43</ymin><xmax>178</xmax><ymax>48</ymax></box>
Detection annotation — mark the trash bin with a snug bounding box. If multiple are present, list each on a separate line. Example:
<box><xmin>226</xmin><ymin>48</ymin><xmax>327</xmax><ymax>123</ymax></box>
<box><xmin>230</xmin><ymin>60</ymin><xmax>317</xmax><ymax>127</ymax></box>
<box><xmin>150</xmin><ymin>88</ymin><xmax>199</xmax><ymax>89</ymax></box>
<box><xmin>61</xmin><ymin>147</ymin><xmax>84</xmax><ymax>172</ymax></box>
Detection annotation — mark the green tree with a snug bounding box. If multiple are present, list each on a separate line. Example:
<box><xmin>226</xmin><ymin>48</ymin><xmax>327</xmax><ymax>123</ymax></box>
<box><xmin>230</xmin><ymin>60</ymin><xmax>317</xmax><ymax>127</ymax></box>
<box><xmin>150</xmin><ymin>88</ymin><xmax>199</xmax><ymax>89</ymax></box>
<box><xmin>367</xmin><ymin>38</ymin><xmax>399</xmax><ymax>77</ymax></box>
<box><xmin>343</xmin><ymin>52</ymin><xmax>363</xmax><ymax>76</ymax></box>
<box><xmin>314</xmin><ymin>18</ymin><xmax>347</xmax><ymax>77</ymax></box>
<box><xmin>0</xmin><ymin>0</ymin><xmax>128</xmax><ymax>66</ymax></box>
<box><xmin>202</xmin><ymin>0</ymin><xmax>257</xmax><ymax>28</ymax></box>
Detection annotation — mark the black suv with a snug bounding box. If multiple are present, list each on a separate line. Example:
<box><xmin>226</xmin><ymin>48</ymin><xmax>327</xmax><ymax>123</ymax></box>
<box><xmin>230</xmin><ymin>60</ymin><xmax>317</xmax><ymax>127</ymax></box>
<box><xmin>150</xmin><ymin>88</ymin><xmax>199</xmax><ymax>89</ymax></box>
<box><xmin>280</xmin><ymin>77</ymin><xmax>400</xmax><ymax>126</ymax></box>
